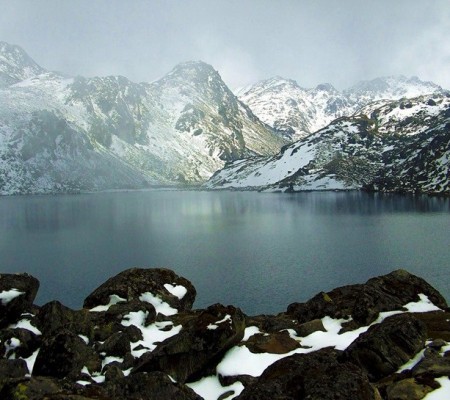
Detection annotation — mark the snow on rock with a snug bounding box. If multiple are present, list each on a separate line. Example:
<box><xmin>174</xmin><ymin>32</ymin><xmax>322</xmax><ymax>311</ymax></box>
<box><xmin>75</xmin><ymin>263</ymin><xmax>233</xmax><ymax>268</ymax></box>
<box><xmin>121</xmin><ymin>310</ymin><xmax>182</xmax><ymax>357</ymax></box>
<box><xmin>89</xmin><ymin>294</ymin><xmax>127</xmax><ymax>312</ymax></box>
<box><xmin>237</xmin><ymin>75</ymin><xmax>444</xmax><ymax>141</ymax></box>
<box><xmin>0</xmin><ymin>288</ymin><xmax>25</xmax><ymax>305</ymax></box>
<box><xmin>8</xmin><ymin>318</ymin><xmax>42</xmax><ymax>335</ymax></box>
<box><xmin>163</xmin><ymin>283</ymin><xmax>188</xmax><ymax>300</ymax></box>
<box><xmin>187</xmin><ymin>375</ymin><xmax>244</xmax><ymax>400</ymax></box>
<box><xmin>139</xmin><ymin>292</ymin><xmax>178</xmax><ymax>316</ymax></box>
<box><xmin>207</xmin><ymin>314</ymin><xmax>232</xmax><ymax>330</ymax></box>
<box><xmin>404</xmin><ymin>294</ymin><xmax>443</xmax><ymax>313</ymax></box>
<box><xmin>207</xmin><ymin>94</ymin><xmax>450</xmax><ymax>194</ymax></box>
<box><xmin>423</xmin><ymin>377</ymin><xmax>450</xmax><ymax>400</ymax></box>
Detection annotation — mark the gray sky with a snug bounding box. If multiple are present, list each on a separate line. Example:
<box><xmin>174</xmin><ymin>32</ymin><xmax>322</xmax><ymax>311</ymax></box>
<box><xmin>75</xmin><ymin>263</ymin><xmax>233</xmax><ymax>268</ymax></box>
<box><xmin>1</xmin><ymin>0</ymin><xmax>449</xmax><ymax>90</ymax></box>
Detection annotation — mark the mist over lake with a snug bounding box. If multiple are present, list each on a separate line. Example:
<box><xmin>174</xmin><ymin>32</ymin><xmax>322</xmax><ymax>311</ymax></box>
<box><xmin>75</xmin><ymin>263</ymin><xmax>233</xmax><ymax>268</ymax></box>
<box><xmin>1</xmin><ymin>190</ymin><xmax>449</xmax><ymax>315</ymax></box>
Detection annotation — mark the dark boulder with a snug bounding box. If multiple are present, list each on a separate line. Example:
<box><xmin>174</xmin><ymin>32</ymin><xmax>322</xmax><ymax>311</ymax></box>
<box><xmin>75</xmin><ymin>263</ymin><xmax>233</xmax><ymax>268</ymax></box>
<box><xmin>412</xmin><ymin>350</ymin><xmax>450</xmax><ymax>378</ymax></box>
<box><xmin>287</xmin><ymin>284</ymin><xmax>364</xmax><ymax>324</ymax></box>
<box><xmin>83</xmin><ymin>268</ymin><xmax>196</xmax><ymax>313</ymax></box>
<box><xmin>352</xmin><ymin>269</ymin><xmax>447</xmax><ymax>325</ymax></box>
<box><xmin>0</xmin><ymin>273</ymin><xmax>40</xmax><ymax>328</ymax></box>
<box><xmin>0</xmin><ymin>376</ymin><xmax>64</xmax><ymax>400</ymax></box>
<box><xmin>36</xmin><ymin>300</ymin><xmax>94</xmax><ymax>339</ymax></box>
<box><xmin>89</xmin><ymin>299</ymin><xmax>155</xmax><ymax>342</ymax></box>
<box><xmin>344</xmin><ymin>313</ymin><xmax>427</xmax><ymax>381</ymax></box>
<box><xmin>244</xmin><ymin>331</ymin><xmax>300</xmax><ymax>354</ymax></box>
<box><xmin>287</xmin><ymin>270</ymin><xmax>447</xmax><ymax>326</ymax></box>
<box><xmin>245</xmin><ymin>313</ymin><xmax>301</xmax><ymax>334</ymax></box>
<box><xmin>133</xmin><ymin>304</ymin><xmax>245</xmax><ymax>383</ymax></box>
<box><xmin>0</xmin><ymin>358</ymin><xmax>29</xmax><ymax>380</ymax></box>
<box><xmin>412</xmin><ymin>310</ymin><xmax>450</xmax><ymax>341</ymax></box>
<box><xmin>104</xmin><ymin>371</ymin><xmax>202</xmax><ymax>400</ymax></box>
<box><xmin>97</xmin><ymin>331</ymin><xmax>131</xmax><ymax>357</ymax></box>
<box><xmin>236</xmin><ymin>348</ymin><xmax>378</xmax><ymax>400</ymax></box>
<box><xmin>383</xmin><ymin>377</ymin><xmax>434</xmax><ymax>400</ymax></box>
<box><xmin>33</xmin><ymin>330</ymin><xmax>101</xmax><ymax>379</ymax></box>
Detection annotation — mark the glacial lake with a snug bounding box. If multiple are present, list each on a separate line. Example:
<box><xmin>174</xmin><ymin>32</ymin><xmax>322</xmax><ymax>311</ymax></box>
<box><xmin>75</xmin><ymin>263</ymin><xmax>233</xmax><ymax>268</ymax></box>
<box><xmin>1</xmin><ymin>190</ymin><xmax>449</xmax><ymax>315</ymax></box>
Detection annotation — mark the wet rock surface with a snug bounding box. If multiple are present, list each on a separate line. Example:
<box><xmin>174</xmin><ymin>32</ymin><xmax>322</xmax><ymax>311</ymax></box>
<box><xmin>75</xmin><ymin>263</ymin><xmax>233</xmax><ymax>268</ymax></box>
<box><xmin>0</xmin><ymin>267</ymin><xmax>449</xmax><ymax>399</ymax></box>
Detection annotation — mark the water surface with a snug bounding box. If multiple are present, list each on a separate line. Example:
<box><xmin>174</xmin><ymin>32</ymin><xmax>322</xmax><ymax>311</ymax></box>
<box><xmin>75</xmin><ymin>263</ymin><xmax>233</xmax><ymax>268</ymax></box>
<box><xmin>1</xmin><ymin>191</ymin><xmax>449</xmax><ymax>315</ymax></box>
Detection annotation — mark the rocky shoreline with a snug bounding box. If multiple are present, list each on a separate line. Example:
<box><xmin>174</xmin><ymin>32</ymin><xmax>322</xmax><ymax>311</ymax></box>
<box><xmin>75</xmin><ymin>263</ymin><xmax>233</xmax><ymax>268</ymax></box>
<box><xmin>1</xmin><ymin>268</ymin><xmax>449</xmax><ymax>399</ymax></box>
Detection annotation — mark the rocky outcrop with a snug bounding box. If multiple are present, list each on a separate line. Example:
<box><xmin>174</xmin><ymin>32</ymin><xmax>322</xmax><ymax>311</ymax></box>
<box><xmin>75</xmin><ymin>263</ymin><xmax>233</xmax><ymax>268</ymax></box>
<box><xmin>83</xmin><ymin>267</ymin><xmax>196</xmax><ymax>312</ymax></box>
<box><xmin>344</xmin><ymin>314</ymin><xmax>427</xmax><ymax>381</ymax></box>
<box><xmin>0</xmin><ymin>273</ymin><xmax>39</xmax><ymax>328</ymax></box>
<box><xmin>0</xmin><ymin>268</ymin><xmax>449</xmax><ymax>400</ymax></box>
<box><xmin>134</xmin><ymin>304</ymin><xmax>245</xmax><ymax>382</ymax></box>
<box><xmin>237</xmin><ymin>348</ymin><xmax>379</xmax><ymax>400</ymax></box>
<box><xmin>287</xmin><ymin>269</ymin><xmax>447</xmax><ymax>326</ymax></box>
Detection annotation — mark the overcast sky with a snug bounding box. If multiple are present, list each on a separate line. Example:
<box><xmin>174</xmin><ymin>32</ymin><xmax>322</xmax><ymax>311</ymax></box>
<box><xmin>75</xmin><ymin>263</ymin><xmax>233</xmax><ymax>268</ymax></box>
<box><xmin>1</xmin><ymin>0</ymin><xmax>449</xmax><ymax>90</ymax></box>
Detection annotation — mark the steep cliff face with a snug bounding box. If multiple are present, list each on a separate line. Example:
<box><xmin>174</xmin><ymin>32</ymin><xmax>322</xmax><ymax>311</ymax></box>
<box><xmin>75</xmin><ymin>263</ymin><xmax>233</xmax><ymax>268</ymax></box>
<box><xmin>206</xmin><ymin>94</ymin><xmax>450</xmax><ymax>194</ymax></box>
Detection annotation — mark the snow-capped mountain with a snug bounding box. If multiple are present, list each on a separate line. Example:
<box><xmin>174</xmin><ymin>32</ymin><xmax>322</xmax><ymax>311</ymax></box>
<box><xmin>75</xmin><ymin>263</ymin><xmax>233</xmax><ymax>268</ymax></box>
<box><xmin>0</xmin><ymin>42</ymin><xmax>286</xmax><ymax>195</ymax></box>
<box><xmin>0</xmin><ymin>42</ymin><xmax>45</xmax><ymax>87</ymax></box>
<box><xmin>206</xmin><ymin>94</ymin><xmax>450</xmax><ymax>194</ymax></box>
<box><xmin>237</xmin><ymin>75</ymin><xmax>445</xmax><ymax>141</ymax></box>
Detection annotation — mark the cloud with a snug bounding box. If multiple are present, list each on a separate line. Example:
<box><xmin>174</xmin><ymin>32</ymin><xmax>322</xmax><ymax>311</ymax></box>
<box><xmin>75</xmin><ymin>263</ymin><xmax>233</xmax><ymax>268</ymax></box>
<box><xmin>390</xmin><ymin>10</ymin><xmax>450</xmax><ymax>89</ymax></box>
<box><xmin>193</xmin><ymin>36</ymin><xmax>263</xmax><ymax>90</ymax></box>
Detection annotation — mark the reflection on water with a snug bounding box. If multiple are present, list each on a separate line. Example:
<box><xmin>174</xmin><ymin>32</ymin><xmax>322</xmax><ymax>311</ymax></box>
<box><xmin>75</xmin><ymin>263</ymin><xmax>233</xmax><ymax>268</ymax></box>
<box><xmin>0</xmin><ymin>191</ymin><xmax>449</xmax><ymax>315</ymax></box>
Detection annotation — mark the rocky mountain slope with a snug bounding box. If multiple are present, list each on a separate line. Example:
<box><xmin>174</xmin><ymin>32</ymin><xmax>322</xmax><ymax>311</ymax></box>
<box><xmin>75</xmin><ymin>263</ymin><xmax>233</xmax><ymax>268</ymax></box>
<box><xmin>206</xmin><ymin>94</ymin><xmax>450</xmax><ymax>194</ymax></box>
<box><xmin>0</xmin><ymin>42</ymin><xmax>285</xmax><ymax>195</ymax></box>
<box><xmin>1</xmin><ymin>268</ymin><xmax>450</xmax><ymax>399</ymax></box>
<box><xmin>237</xmin><ymin>75</ymin><xmax>444</xmax><ymax>141</ymax></box>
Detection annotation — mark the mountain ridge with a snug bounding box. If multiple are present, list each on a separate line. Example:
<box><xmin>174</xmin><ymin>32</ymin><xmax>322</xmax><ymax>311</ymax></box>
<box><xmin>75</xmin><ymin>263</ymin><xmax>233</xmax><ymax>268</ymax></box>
<box><xmin>0</xmin><ymin>43</ymin><xmax>285</xmax><ymax>194</ymax></box>
<box><xmin>206</xmin><ymin>93</ymin><xmax>450</xmax><ymax>194</ymax></box>
<box><xmin>237</xmin><ymin>75</ymin><xmax>446</xmax><ymax>141</ymax></box>
<box><xmin>1</xmin><ymin>41</ymin><xmax>448</xmax><ymax>195</ymax></box>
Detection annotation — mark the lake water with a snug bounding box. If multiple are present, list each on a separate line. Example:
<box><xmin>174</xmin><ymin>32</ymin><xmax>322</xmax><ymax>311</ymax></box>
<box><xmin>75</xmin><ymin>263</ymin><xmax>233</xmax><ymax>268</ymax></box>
<box><xmin>1</xmin><ymin>190</ymin><xmax>449</xmax><ymax>315</ymax></box>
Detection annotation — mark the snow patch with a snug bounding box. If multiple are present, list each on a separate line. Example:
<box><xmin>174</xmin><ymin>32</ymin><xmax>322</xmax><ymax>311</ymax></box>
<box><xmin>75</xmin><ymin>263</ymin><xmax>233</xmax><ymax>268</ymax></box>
<box><xmin>78</xmin><ymin>334</ymin><xmax>89</xmax><ymax>345</ymax></box>
<box><xmin>0</xmin><ymin>288</ymin><xmax>25</xmax><ymax>305</ymax></box>
<box><xmin>423</xmin><ymin>377</ymin><xmax>450</xmax><ymax>400</ymax></box>
<box><xmin>187</xmin><ymin>375</ymin><xmax>244</xmax><ymax>400</ymax></box>
<box><xmin>207</xmin><ymin>314</ymin><xmax>232</xmax><ymax>330</ymax></box>
<box><xmin>121</xmin><ymin>311</ymin><xmax>182</xmax><ymax>357</ymax></box>
<box><xmin>89</xmin><ymin>294</ymin><xmax>127</xmax><ymax>312</ymax></box>
<box><xmin>403</xmin><ymin>294</ymin><xmax>442</xmax><ymax>313</ymax></box>
<box><xmin>8</xmin><ymin>318</ymin><xmax>42</xmax><ymax>335</ymax></box>
<box><xmin>163</xmin><ymin>283</ymin><xmax>188</xmax><ymax>300</ymax></box>
<box><xmin>139</xmin><ymin>292</ymin><xmax>178</xmax><ymax>316</ymax></box>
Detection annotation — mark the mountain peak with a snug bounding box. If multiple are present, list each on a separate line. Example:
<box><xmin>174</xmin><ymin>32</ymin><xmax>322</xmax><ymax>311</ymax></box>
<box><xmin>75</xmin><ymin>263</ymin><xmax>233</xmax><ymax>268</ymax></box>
<box><xmin>314</xmin><ymin>83</ymin><xmax>338</xmax><ymax>93</ymax></box>
<box><xmin>0</xmin><ymin>41</ymin><xmax>45</xmax><ymax>86</ymax></box>
<box><xmin>166</xmin><ymin>60</ymin><xmax>220</xmax><ymax>81</ymax></box>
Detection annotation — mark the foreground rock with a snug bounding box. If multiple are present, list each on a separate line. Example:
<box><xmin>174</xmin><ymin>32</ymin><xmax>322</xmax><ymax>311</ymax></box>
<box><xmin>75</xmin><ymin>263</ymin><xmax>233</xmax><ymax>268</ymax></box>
<box><xmin>344</xmin><ymin>314</ymin><xmax>427</xmax><ymax>381</ymax></box>
<box><xmin>238</xmin><ymin>348</ymin><xmax>379</xmax><ymax>400</ymax></box>
<box><xmin>0</xmin><ymin>273</ymin><xmax>40</xmax><ymax>328</ymax></box>
<box><xmin>287</xmin><ymin>269</ymin><xmax>447</xmax><ymax>326</ymax></box>
<box><xmin>0</xmin><ymin>267</ymin><xmax>449</xmax><ymax>400</ymax></box>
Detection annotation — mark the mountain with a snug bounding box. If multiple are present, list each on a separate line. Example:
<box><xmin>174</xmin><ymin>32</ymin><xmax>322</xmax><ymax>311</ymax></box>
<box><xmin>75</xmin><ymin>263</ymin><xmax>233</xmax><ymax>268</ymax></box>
<box><xmin>0</xmin><ymin>42</ymin><xmax>45</xmax><ymax>87</ymax></box>
<box><xmin>237</xmin><ymin>75</ymin><xmax>445</xmax><ymax>141</ymax></box>
<box><xmin>0</xmin><ymin>42</ymin><xmax>286</xmax><ymax>195</ymax></box>
<box><xmin>206</xmin><ymin>93</ymin><xmax>450</xmax><ymax>194</ymax></box>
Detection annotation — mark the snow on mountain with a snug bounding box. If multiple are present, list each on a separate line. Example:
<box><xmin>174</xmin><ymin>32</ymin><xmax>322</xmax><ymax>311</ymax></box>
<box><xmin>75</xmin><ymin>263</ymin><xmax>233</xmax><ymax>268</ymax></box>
<box><xmin>0</xmin><ymin>43</ymin><xmax>286</xmax><ymax>195</ymax></box>
<box><xmin>0</xmin><ymin>42</ymin><xmax>45</xmax><ymax>87</ymax></box>
<box><xmin>237</xmin><ymin>75</ymin><xmax>445</xmax><ymax>141</ymax></box>
<box><xmin>345</xmin><ymin>75</ymin><xmax>443</xmax><ymax>103</ymax></box>
<box><xmin>206</xmin><ymin>94</ymin><xmax>450</xmax><ymax>194</ymax></box>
